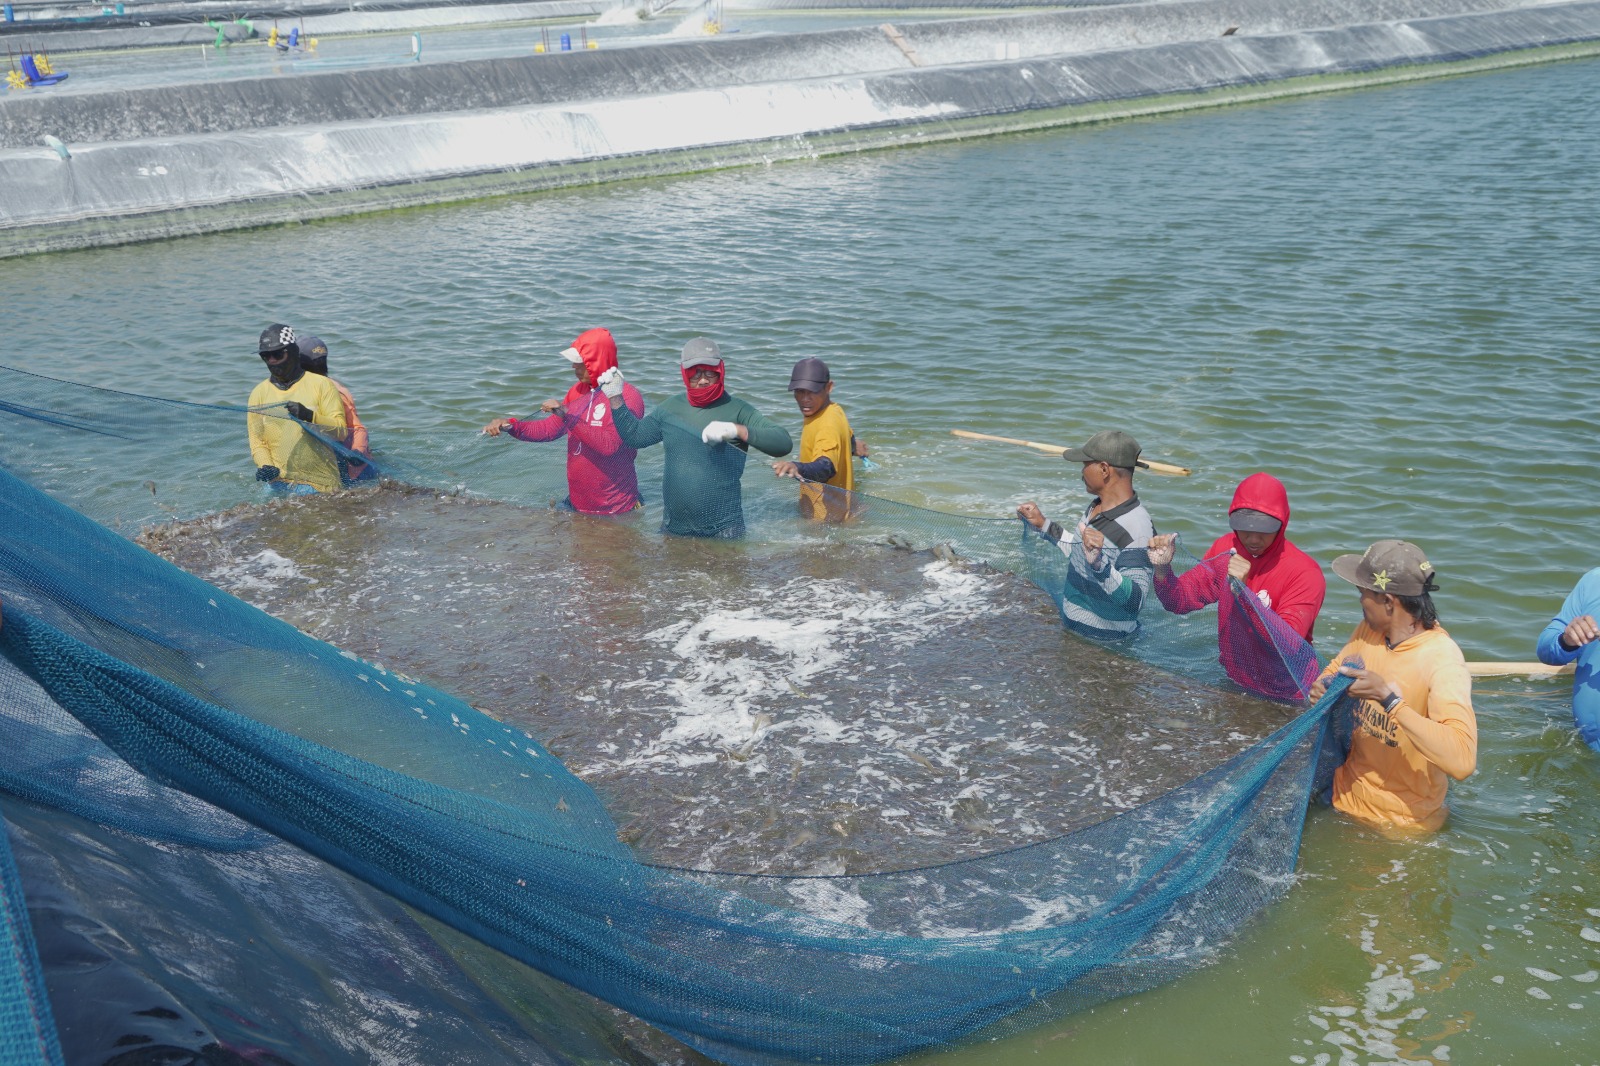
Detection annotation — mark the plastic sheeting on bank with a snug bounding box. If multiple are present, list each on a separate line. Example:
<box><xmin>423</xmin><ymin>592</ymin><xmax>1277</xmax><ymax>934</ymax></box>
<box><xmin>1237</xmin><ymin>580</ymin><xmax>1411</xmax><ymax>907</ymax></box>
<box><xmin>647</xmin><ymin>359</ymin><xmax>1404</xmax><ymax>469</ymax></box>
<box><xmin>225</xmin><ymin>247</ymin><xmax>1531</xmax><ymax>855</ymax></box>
<box><xmin>3</xmin><ymin>0</ymin><xmax>1599</xmax><ymax>256</ymax></box>
<box><xmin>1</xmin><ymin>0</ymin><xmax>615</xmax><ymax>53</ymax></box>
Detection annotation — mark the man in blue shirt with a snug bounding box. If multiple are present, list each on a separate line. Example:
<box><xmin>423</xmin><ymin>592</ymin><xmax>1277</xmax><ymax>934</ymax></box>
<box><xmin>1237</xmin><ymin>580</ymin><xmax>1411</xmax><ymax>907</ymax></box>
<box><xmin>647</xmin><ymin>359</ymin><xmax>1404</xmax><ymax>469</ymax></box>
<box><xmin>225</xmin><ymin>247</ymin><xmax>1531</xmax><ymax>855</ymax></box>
<box><xmin>1536</xmin><ymin>569</ymin><xmax>1600</xmax><ymax>751</ymax></box>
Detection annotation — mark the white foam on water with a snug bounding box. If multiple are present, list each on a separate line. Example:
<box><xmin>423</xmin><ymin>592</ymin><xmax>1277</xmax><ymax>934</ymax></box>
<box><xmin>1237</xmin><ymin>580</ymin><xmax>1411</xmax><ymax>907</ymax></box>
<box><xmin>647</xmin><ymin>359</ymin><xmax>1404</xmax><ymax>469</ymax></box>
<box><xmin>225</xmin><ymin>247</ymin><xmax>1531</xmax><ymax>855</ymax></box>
<box><xmin>782</xmin><ymin>878</ymin><xmax>875</xmax><ymax>928</ymax></box>
<box><xmin>212</xmin><ymin>548</ymin><xmax>308</xmax><ymax>591</ymax></box>
<box><xmin>595</xmin><ymin>560</ymin><xmax>1001</xmax><ymax>773</ymax></box>
<box><xmin>1306</xmin><ymin>925</ymin><xmax>1452</xmax><ymax>1065</ymax></box>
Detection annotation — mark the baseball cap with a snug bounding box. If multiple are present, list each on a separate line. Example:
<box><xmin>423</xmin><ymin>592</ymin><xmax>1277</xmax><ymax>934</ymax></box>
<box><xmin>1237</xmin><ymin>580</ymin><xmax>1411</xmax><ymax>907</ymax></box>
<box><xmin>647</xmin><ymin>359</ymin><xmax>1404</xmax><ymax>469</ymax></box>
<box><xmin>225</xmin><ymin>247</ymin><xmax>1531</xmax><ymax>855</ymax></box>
<box><xmin>1331</xmin><ymin>540</ymin><xmax>1438</xmax><ymax>597</ymax></box>
<box><xmin>258</xmin><ymin>323</ymin><xmax>296</xmax><ymax>355</ymax></box>
<box><xmin>298</xmin><ymin>334</ymin><xmax>329</xmax><ymax>371</ymax></box>
<box><xmin>559</xmin><ymin>345</ymin><xmax>583</xmax><ymax>364</ymax></box>
<box><xmin>788</xmin><ymin>357</ymin><xmax>830</xmax><ymax>392</ymax></box>
<box><xmin>1061</xmin><ymin>430</ymin><xmax>1148</xmax><ymax>471</ymax></box>
<box><xmin>680</xmin><ymin>337</ymin><xmax>722</xmax><ymax>369</ymax></box>
<box><xmin>1229</xmin><ymin>507</ymin><xmax>1282</xmax><ymax>535</ymax></box>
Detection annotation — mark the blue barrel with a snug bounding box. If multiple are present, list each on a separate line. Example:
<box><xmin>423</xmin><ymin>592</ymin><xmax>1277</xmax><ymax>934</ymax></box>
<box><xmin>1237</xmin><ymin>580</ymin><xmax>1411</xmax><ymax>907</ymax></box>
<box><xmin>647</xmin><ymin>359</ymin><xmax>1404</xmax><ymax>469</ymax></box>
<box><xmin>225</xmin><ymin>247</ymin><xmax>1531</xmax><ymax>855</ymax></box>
<box><xmin>289</xmin><ymin>26</ymin><xmax>299</xmax><ymax>46</ymax></box>
<box><xmin>560</xmin><ymin>32</ymin><xmax>571</xmax><ymax>51</ymax></box>
<box><xmin>3</xmin><ymin>4</ymin><xmax>13</xmax><ymax>22</ymax></box>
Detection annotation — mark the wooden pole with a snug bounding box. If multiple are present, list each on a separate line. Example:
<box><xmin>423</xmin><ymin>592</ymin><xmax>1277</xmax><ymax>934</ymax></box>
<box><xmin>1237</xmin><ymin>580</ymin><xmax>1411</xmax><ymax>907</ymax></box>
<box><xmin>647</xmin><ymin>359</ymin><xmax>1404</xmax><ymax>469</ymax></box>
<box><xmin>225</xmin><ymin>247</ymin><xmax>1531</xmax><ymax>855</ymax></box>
<box><xmin>951</xmin><ymin>429</ymin><xmax>1192</xmax><ymax>477</ymax></box>
<box><xmin>1464</xmin><ymin>662</ymin><xmax>1574</xmax><ymax>678</ymax></box>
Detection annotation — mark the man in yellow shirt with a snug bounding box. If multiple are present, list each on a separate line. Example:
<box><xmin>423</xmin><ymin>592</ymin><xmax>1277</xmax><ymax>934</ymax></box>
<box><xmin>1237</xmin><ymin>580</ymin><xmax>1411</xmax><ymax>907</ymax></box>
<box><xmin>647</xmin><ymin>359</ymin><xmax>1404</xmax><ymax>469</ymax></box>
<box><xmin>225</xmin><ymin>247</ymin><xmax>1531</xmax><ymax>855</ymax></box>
<box><xmin>247</xmin><ymin>324</ymin><xmax>347</xmax><ymax>494</ymax></box>
<box><xmin>771</xmin><ymin>357</ymin><xmax>857</xmax><ymax>521</ymax></box>
<box><xmin>1309</xmin><ymin>540</ymin><xmax>1477</xmax><ymax>833</ymax></box>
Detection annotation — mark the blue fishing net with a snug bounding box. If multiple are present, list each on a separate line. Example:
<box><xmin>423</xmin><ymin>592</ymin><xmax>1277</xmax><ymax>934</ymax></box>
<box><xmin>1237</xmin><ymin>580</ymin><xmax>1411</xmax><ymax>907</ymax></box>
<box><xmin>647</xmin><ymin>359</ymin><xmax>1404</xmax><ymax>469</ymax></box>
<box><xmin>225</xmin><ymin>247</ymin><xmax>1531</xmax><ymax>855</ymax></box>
<box><xmin>0</xmin><ymin>810</ymin><xmax>62</xmax><ymax>1066</ymax></box>
<box><xmin>0</xmin><ymin>365</ymin><xmax>1357</xmax><ymax>1065</ymax></box>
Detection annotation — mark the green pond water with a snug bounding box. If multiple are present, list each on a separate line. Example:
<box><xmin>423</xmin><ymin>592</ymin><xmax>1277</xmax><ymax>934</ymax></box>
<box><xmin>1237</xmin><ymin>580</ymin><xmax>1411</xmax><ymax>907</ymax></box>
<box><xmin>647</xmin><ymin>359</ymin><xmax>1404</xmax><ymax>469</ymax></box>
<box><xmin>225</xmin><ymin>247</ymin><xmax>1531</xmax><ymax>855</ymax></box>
<box><xmin>5</xmin><ymin>52</ymin><xmax>1600</xmax><ymax>1066</ymax></box>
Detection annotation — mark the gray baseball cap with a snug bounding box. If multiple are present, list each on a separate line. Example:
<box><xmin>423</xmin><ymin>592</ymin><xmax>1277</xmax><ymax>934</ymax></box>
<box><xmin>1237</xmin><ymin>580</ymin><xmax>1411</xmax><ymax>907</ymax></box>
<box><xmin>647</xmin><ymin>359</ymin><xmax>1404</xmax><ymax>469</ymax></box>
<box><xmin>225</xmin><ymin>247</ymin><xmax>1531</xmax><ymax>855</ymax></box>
<box><xmin>680</xmin><ymin>337</ymin><xmax>722</xmax><ymax>369</ymax></box>
<box><xmin>788</xmin><ymin>357</ymin><xmax>830</xmax><ymax>392</ymax></box>
<box><xmin>1061</xmin><ymin>430</ymin><xmax>1148</xmax><ymax>471</ymax></box>
<box><xmin>1229</xmin><ymin>508</ymin><xmax>1282</xmax><ymax>535</ymax></box>
<box><xmin>1332</xmin><ymin>540</ymin><xmax>1438</xmax><ymax>597</ymax></box>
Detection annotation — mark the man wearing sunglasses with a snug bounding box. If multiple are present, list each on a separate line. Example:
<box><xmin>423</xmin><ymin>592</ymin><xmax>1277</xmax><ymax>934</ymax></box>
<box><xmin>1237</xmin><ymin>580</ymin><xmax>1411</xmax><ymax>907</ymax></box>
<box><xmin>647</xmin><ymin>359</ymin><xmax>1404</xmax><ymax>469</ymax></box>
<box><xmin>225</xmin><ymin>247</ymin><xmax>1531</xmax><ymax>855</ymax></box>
<box><xmin>246</xmin><ymin>323</ymin><xmax>348</xmax><ymax>495</ymax></box>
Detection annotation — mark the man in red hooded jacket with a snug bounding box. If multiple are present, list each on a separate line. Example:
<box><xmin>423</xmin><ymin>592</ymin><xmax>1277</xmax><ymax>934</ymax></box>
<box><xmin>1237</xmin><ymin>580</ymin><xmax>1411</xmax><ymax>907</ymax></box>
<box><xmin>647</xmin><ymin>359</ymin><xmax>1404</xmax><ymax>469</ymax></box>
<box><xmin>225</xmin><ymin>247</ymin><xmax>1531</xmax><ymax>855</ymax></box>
<box><xmin>481</xmin><ymin>327</ymin><xmax>645</xmax><ymax>515</ymax></box>
<box><xmin>1148</xmin><ymin>472</ymin><xmax>1326</xmax><ymax>699</ymax></box>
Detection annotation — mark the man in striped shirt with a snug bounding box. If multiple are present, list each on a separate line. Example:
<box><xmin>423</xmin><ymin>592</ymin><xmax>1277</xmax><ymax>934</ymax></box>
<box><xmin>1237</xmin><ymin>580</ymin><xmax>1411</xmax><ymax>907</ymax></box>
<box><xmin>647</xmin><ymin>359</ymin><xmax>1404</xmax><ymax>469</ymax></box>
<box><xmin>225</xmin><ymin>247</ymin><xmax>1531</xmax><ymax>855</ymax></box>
<box><xmin>1016</xmin><ymin>430</ymin><xmax>1156</xmax><ymax>639</ymax></box>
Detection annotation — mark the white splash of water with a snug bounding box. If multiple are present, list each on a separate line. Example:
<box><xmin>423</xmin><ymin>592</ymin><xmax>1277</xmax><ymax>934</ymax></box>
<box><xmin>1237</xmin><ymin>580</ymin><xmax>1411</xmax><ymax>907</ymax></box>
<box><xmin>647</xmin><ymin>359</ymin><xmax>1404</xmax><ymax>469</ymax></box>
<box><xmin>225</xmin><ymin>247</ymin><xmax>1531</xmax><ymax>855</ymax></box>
<box><xmin>666</xmin><ymin>0</ymin><xmax>717</xmax><ymax>38</ymax></box>
<box><xmin>592</xmin><ymin>3</ymin><xmax>644</xmax><ymax>27</ymax></box>
<box><xmin>612</xmin><ymin>560</ymin><xmax>998</xmax><ymax>769</ymax></box>
<box><xmin>213</xmin><ymin>548</ymin><xmax>307</xmax><ymax>591</ymax></box>
<box><xmin>1304</xmin><ymin>925</ymin><xmax>1446</xmax><ymax>1065</ymax></box>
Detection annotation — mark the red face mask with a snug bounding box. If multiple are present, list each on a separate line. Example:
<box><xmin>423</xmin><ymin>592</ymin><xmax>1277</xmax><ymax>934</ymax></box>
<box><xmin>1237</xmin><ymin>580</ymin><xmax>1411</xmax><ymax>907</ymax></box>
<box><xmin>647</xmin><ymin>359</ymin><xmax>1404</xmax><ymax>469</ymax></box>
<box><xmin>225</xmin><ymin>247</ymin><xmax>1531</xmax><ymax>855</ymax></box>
<box><xmin>682</xmin><ymin>362</ymin><xmax>725</xmax><ymax>408</ymax></box>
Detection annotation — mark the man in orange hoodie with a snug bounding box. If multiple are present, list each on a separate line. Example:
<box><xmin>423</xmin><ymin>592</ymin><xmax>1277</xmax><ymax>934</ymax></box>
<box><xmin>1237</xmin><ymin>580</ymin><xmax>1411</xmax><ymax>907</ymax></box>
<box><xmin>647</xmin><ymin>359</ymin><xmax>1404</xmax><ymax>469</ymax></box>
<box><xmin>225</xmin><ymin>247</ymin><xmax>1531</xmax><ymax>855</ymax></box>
<box><xmin>1309</xmin><ymin>540</ymin><xmax>1477</xmax><ymax>832</ymax></box>
<box><xmin>1148</xmin><ymin>472</ymin><xmax>1325</xmax><ymax>699</ymax></box>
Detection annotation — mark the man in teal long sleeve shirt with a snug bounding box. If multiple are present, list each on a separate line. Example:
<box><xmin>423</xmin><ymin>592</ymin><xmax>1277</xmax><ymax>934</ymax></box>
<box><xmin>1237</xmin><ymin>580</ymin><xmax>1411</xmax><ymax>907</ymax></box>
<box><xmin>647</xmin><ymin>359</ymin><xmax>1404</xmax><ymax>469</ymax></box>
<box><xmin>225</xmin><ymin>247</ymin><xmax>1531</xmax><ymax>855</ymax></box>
<box><xmin>600</xmin><ymin>337</ymin><xmax>791</xmax><ymax>538</ymax></box>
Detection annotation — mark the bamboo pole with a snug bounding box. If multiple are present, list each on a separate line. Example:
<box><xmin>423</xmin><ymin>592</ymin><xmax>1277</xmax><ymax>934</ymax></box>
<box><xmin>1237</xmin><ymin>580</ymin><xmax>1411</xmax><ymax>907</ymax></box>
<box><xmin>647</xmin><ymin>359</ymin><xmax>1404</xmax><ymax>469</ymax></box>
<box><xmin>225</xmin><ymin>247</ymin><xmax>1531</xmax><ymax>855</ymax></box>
<box><xmin>1464</xmin><ymin>662</ymin><xmax>1574</xmax><ymax>677</ymax></box>
<box><xmin>951</xmin><ymin>429</ymin><xmax>1192</xmax><ymax>477</ymax></box>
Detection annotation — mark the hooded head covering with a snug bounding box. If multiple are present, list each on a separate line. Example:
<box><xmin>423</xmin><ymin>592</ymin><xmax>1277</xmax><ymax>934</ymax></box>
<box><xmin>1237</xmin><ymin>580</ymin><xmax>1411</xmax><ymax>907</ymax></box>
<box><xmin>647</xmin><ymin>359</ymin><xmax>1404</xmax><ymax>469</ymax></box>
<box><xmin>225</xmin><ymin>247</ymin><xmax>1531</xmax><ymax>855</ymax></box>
<box><xmin>258</xmin><ymin>323</ymin><xmax>302</xmax><ymax>386</ymax></box>
<box><xmin>1226</xmin><ymin>472</ymin><xmax>1291</xmax><ymax>566</ymax></box>
<box><xmin>680</xmin><ymin>336</ymin><xmax>725</xmax><ymax>408</ymax></box>
<box><xmin>564</xmin><ymin>328</ymin><xmax>618</xmax><ymax>393</ymax></box>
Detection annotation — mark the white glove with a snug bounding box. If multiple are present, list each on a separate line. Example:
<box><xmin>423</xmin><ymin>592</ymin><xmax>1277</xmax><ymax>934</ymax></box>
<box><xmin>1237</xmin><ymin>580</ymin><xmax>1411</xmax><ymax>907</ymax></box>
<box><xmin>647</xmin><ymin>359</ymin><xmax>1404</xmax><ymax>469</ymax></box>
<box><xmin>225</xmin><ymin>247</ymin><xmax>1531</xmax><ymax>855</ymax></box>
<box><xmin>701</xmin><ymin>420</ymin><xmax>740</xmax><ymax>444</ymax></box>
<box><xmin>596</xmin><ymin>367</ymin><xmax>625</xmax><ymax>399</ymax></box>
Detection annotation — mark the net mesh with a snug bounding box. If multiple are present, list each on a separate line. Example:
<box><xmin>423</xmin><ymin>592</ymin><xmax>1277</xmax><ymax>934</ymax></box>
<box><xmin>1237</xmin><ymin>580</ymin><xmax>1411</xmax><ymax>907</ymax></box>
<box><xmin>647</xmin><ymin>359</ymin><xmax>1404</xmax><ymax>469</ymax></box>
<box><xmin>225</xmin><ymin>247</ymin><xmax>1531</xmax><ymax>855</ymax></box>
<box><xmin>0</xmin><ymin>364</ymin><xmax>1357</xmax><ymax>1065</ymax></box>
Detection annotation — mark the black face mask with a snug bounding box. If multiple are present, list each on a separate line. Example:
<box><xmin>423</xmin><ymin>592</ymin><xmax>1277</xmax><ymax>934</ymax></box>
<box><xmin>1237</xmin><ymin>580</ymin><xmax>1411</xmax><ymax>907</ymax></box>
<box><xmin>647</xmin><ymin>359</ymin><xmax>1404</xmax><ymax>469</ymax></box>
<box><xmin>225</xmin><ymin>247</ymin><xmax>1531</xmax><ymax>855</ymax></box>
<box><xmin>261</xmin><ymin>346</ymin><xmax>302</xmax><ymax>386</ymax></box>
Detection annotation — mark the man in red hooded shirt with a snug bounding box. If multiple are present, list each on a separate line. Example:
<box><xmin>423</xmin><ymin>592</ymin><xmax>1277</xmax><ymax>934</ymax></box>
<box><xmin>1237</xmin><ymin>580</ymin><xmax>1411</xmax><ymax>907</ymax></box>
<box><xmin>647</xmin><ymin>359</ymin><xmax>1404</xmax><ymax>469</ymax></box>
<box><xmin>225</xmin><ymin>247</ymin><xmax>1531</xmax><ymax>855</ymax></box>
<box><xmin>481</xmin><ymin>327</ymin><xmax>645</xmax><ymax>515</ymax></box>
<box><xmin>1148</xmin><ymin>472</ymin><xmax>1326</xmax><ymax>699</ymax></box>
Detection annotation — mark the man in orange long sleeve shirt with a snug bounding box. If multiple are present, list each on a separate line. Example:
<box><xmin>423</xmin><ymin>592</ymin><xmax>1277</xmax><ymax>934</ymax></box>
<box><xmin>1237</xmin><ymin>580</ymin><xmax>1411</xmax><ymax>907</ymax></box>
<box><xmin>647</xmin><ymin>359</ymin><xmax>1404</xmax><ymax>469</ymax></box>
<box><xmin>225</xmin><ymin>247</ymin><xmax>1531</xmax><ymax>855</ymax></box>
<box><xmin>299</xmin><ymin>334</ymin><xmax>372</xmax><ymax>483</ymax></box>
<box><xmin>1309</xmin><ymin>540</ymin><xmax>1477</xmax><ymax>833</ymax></box>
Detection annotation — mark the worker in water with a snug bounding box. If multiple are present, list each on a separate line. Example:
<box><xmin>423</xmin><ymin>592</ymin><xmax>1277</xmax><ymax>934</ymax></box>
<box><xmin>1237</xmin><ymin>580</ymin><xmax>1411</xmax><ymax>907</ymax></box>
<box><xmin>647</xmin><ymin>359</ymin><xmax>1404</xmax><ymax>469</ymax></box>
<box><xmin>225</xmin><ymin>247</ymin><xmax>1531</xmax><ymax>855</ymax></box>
<box><xmin>1535</xmin><ymin>568</ymin><xmax>1600</xmax><ymax>751</ymax></box>
<box><xmin>600</xmin><ymin>337</ymin><xmax>791</xmax><ymax>537</ymax></box>
<box><xmin>481</xmin><ymin>327</ymin><xmax>645</xmax><ymax>515</ymax></box>
<box><xmin>1015</xmin><ymin>430</ymin><xmax>1156</xmax><ymax>639</ymax></box>
<box><xmin>246</xmin><ymin>324</ymin><xmax>347</xmax><ymax>495</ymax></box>
<box><xmin>1309</xmin><ymin>540</ymin><xmax>1477</xmax><ymax>833</ymax></box>
<box><xmin>297</xmin><ymin>333</ymin><xmax>374</xmax><ymax>483</ymax></box>
<box><xmin>1148</xmin><ymin>472</ymin><xmax>1325</xmax><ymax>699</ymax></box>
<box><xmin>771</xmin><ymin>356</ymin><xmax>858</xmax><ymax>521</ymax></box>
